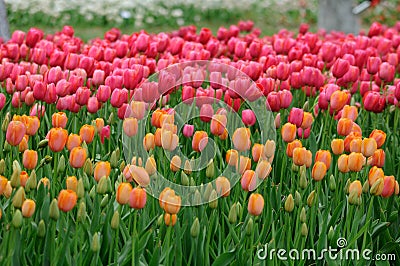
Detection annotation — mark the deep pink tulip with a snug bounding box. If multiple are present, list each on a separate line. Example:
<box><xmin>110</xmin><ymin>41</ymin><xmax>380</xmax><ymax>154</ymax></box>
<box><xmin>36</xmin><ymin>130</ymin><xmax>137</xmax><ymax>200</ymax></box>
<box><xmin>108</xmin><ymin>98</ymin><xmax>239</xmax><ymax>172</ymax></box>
<box><xmin>183</xmin><ymin>124</ymin><xmax>194</xmax><ymax>138</ymax></box>
<box><xmin>379</xmin><ymin>62</ymin><xmax>395</xmax><ymax>82</ymax></box>
<box><xmin>96</xmin><ymin>85</ymin><xmax>111</xmax><ymax>103</ymax></box>
<box><xmin>242</xmin><ymin>109</ymin><xmax>256</xmax><ymax>127</ymax></box>
<box><xmin>87</xmin><ymin>97</ymin><xmax>100</xmax><ymax>113</ymax></box>
<box><xmin>267</xmin><ymin>92</ymin><xmax>280</xmax><ymax>112</ymax></box>
<box><xmin>200</xmin><ymin>104</ymin><xmax>213</xmax><ymax>123</ymax></box>
<box><xmin>278</xmin><ymin>90</ymin><xmax>292</xmax><ymax>109</ymax></box>
<box><xmin>288</xmin><ymin>108</ymin><xmax>304</xmax><ymax>128</ymax></box>
<box><xmin>332</xmin><ymin>58</ymin><xmax>350</xmax><ymax>79</ymax></box>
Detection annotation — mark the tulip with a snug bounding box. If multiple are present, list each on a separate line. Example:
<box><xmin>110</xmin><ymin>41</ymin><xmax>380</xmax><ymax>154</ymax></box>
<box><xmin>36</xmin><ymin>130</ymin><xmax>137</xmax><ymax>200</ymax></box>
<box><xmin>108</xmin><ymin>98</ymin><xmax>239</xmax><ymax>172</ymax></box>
<box><xmin>143</xmin><ymin>133</ymin><xmax>155</xmax><ymax>151</ymax></box>
<box><xmin>66</xmin><ymin>134</ymin><xmax>82</xmax><ymax>151</ymax></box>
<box><xmin>145</xmin><ymin>156</ymin><xmax>157</xmax><ymax>176</ymax></box>
<box><xmin>226</xmin><ymin>149</ymin><xmax>239</xmax><ymax>166</ymax></box>
<box><xmin>332</xmin><ymin>58</ymin><xmax>349</xmax><ymax>78</ymax></box>
<box><xmin>264</xmin><ymin>140</ymin><xmax>276</xmax><ymax>158</ymax></box>
<box><xmin>331</xmin><ymin>139</ymin><xmax>344</xmax><ymax>155</ymax></box>
<box><xmin>252</xmin><ymin>143</ymin><xmax>264</xmax><ymax>162</ymax></box>
<box><xmin>21</xmin><ymin>116</ymin><xmax>40</xmax><ymax>136</ymax></box>
<box><xmin>130</xmin><ymin>101</ymin><xmax>146</xmax><ymax>120</ymax></box>
<box><xmin>69</xmin><ymin>147</ymin><xmax>87</xmax><ymax>168</ymax></box>
<box><xmin>312</xmin><ymin>161</ymin><xmax>327</xmax><ymax>181</ymax></box>
<box><xmin>164</xmin><ymin>213</ymin><xmax>177</xmax><ymax>226</ymax></box>
<box><xmin>301</xmin><ymin>112</ymin><xmax>313</xmax><ymax>129</ymax></box>
<box><xmin>286</xmin><ymin>140</ymin><xmax>302</xmax><ymax>158</ymax></box>
<box><xmin>192</xmin><ymin>131</ymin><xmax>208</xmax><ymax>152</ymax></box>
<box><xmin>57</xmin><ymin>189</ymin><xmax>78</xmax><ymax>212</ymax></box>
<box><xmin>241</xmin><ymin>170</ymin><xmax>257</xmax><ymax>191</ymax></box>
<box><xmin>215</xmin><ymin>176</ymin><xmax>230</xmax><ymax>197</ymax></box>
<box><xmin>237</xmin><ymin>156</ymin><xmax>251</xmax><ymax>175</ymax></box>
<box><xmin>367</xmin><ymin>57</ymin><xmax>381</xmax><ymax>74</ymax></box>
<box><xmin>232</xmin><ymin>127</ymin><xmax>251</xmax><ymax>151</ymax></box>
<box><xmin>182</xmin><ymin>124</ymin><xmax>194</xmax><ymax>138</ymax></box>
<box><xmin>129</xmin><ymin>187</ymin><xmax>147</xmax><ymax>209</ymax></box>
<box><xmin>369</xmin><ymin>129</ymin><xmax>386</xmax><ymax>148</ymax></box>
<box><xmin>19</xmin><ymin>171</ymin><xmax>29</xmax><ymax>187</ymax></box>
<box><xmin>344</xmin><ymin>132</ymin><xmax>362</xmax><ymax>153</ymax></box>
<box><xmin>161</xmin><ymin>129</ymin><xmax>179</xmax><ymax>151</ymax></box>
<box><xmin>379</xmin><ymin>62</ymin><xmax>395</xmax><ymax>82</ymax></box>
<box><xmin>51</xmin><ymin>112</ymin><xmax>68</xmax><ymax>128</ymax></box>
<box><xmin>160</xmin><ymin>189</ymin><xmax>181</xmax><ymax>214</ymax></box>
<box><xmin>255</xmin><ymin>159</ymin><xmax>272</xmax><ymax>180</ymax></box>
<box><xmin>242</xmin><ymin>109</ymin><xmax>256</xmax><ymax>126</ymax></box>
<box><xmin>341</xmin><ymin>105</ymin><xmax>358</xmax><ymax>121</ymax></box>
<box><xmin>361</xmin><ymin>138</ymin><xmax>377</xmax><ymax>157</ymax></box>
<box><xmin>66</xmin><ymin>176</ymin><xmax>78</xmax><ymax>192</ymax></box>
<box><xmin>330</xmin><ymin>90</ymin><xmax>348</xmax><ymax>112</ymax></box>
<box><xmin>123</xmin><ymin>117</ymin><xmax>138</xmax><ymax>138</ymax></box>
<box><xmin>94</xmin><ymin>161</ymin><xmax>111</xmax><ymax>182</ymax></box>
<box><xmin>368</xmin><ymin>166</ymin><xmax>384</xmax><ymax>187</ymax></box>
<box><xmin>210</xmin><ymin>114</ymin><xmax>227</xmax><ymax>136</ymax></box>
<box><xmin>248</xmin><ymin>193</ymin><xmax>264</xmax><ymax>216</ymax></box>
<box><xmin>348</xmin><ymin>152</ymin><xmax>365</xmax><ymax>172</ymax></box>
<box><xmin>288</xmin><ymin>108</ymin><xmax>304</xmax><ymax>128</ymax></box>
<box><xmin>281</xmin><ymin>123</ymin><xmax>296</xmax><ymax>143</ymax></box>
<box><xmin>0</xmin><ymin>176</ymin><xmax>8</xmax><ymax>195</ymax></box>
<box><xmin>23</xmin><ymin>150</ymin><xmax>38</xmax><ymax>170</ymax></box>
<box><xmin>349</xmin><ymin>138</ymin><xmax>362</xmax><ymax>153</ymax></box>
<box><xmin>293</xmin><ymin>147</ymin><xmax>308</xmax><ymax>166</ymax></box>
<box><xmin>79</xmin><ymin>125</ymin><xmax>95</xmax><ymax>144</ymax></box>
<box><xmin>18</xmin><ymin>135</ymin><xmax>28</xmax><ymax>152</ymax></box>
<box><xmin>349</xmin><ymin>181</ymin><xmax>362</xmax><ymax>197</ymax></box>
<box><xmin>337</xmin><ymin>118</ymin><xmax>353</xmax><ymax>136</ymax></box>
<box><xmin>21</xmin><ymin>199</ymin><xmax>36</xmax><ymax>218</ymax></box>
<box><xmin>369</xmin><ymin>149</ymin><xmax>385</xmax><ymax>168</ymax></box>
<box><xmin>338</xmin><ymin>154</ymin><xmax>350</xmax><ymax>173</ymax></box>
<box><xmin>199</xmin><ymin>104</ymin><xmax>213</xmax><ymax>123</ymax></box>
<box><xmin>48</xmin><ymin>127</ymin><xmax>68</xmax><ymax>152</ymax></box>
<box><xmin>381</xmin><ymin>176</ymin><xmax>396</xmax><ymax>198</ymax></box>
<box><xmin>170</xmin><ymin>155</ymin><xmax>181</xmax><ymax>172</ymax></box>
<box><xmin>6</xmin><ymin>121</ymin><xmax>26</xmax><ymax>146</ymax></box>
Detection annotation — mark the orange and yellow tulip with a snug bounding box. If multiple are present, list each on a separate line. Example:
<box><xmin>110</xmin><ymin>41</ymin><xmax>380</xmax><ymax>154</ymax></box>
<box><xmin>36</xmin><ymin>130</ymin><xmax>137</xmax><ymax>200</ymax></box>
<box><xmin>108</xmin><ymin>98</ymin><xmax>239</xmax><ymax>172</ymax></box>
<box><xmin>210</xmin><ymin>114</ymin><xmax>227</xmax><ymax>136</ymax></box>
<box><xmin>241</xmin><ymin>170</ymin><xmax>257</xmax><ymax>191</ymax></box>
<box><xmin>66</xmin><ymin>133</ymin><xmax>82</xmax><ymax>151</ymax></box>
<box><xmin>79</xmin><ymin>124</ymin><xmax>95</xmax><ymax>144</ymax></box>
<box><xmin>116</xmin><ymin>182</ymin><xmax>133</xmax><ymax>205</ymax></box>
<box><xmin>21</xmin><ymin>199</ymin><xmax>36</xmax><ymax>218</ymax></box>
<box><xmin>255</xmin><ymin>160</ymin><xmax>272</xmax><ymax>180</ymax></box>
<box><xmin>69</xmin><ymin>147</ymin><xmax>87</xmax><ymax>168</ymax></box>
<box><xmin>331</xmin><ymin>139</ymin><xmax>344</xmax><ymax>155</ymax></box>
<box><xmin>164</xmin><ymin>213</ymin><xmax>177</xmax><ymax>226</ymax></box>
<box><xmin>20</xmin><ymin>171</ymin><xmax>29</xmax><ymax>187</ymax></box>
<box><xmin>341</xmin><ymin>105</ymin><xmax>358</xmax><ymax>121</ymax></box>
<box><xmin>349</xmin><ymin>138</ymin><xmax>362</xmax><ymax>153</ymax></box>
<box><xmin>368</xmin><ymin>149</ymin><xmax>385</xmax><ymax>168</ymax></box>
<box><xmin>23</xmin><ymin>149</ymin><xmax>38</xmax><ymax>170</ymax></box>
<box><xmin>123</xmin><ymin>117</ymin><xmax>138</xmax><ymax>137</ymax></box>
<box><xmin>315</xmin><ymin>150</ymin><xmax>332</xmax><ymax>169</ymax></box>
<box><xmin>368</xmin><ymin>166</ymin><xmax>384</xmax><ymax>187</ymax></box>
<box><xmin>6</xmin><ymin>121</ymin><xmax>26</xmax><ymax>146</ymax></box>
<box><xmin>312</xmin><ymin>161</ymin><xmax>327</xmax><ymax>181</ymax></box>
<box><xmin>248</xmin><ymin>193</ymin><xmax>264</xmax><ymax>216</ymax></box>
<box><xmin>66</xmin><ymin>176</ymin><xmax>78</xmax><ymax>192</ymax></box>
<box><xmin>52</xmin><ymin>112</ymin><xmax>68</xmax><ymax>128</ymax></box>
<box><xmin>349</xmin><ymin>180</ymin><xmax>362</xmax><ymax>196</ymax></box>
<box><xmin>348</xmin><ymin>152</ymin><xmax>365</xmax><ymax>172</ymax></box>
<box><xmin>143</xmin><ymin>133</ymin><xmax>155</xmax><ymax>151</ymax></box>
<box><xmin>337</xmin><ymin>118</ymin><xmax>353</xmax><ymax>136</ymax></box>
<box><xmin>232</xmin><ymin>127</ymin><xmax>251</xmax><ymax>151</ymax></box>
<box><xmin>252</xmin><ymin>143</ymin><xmax>264</xmax><ymax>162</ymax></box>
<box><xmin>369</xmin><ymin>129</ymin><xmax>386</xmax><ymax>148</ymax></box>
<box><xmin>161</xmin><ymin>129</ymin><xmax>179</xmax><ymax>151</ymax></box>
<box><xmin>286</xmin><ymin>140</ymin><xmax>302</xmax><ymax>158</ymax></box>
<box><xmin>58</xmin><ymin>189</ymin><xmax>78</xmax><ymax>212</ymax></box>
<box><xmin>361</xmin><ymin>137</ymin><xmax>377</xmax><ymax>157</ymax></box>
<box><xmin>170</xmin><ymin>155</ymin><xmax>181</xmax><ymax>172</ymax></box>
<box><xmin>281</xmin><ymin>123</ymin><xmax>297</xmax><ymax>143</ymax></box>
<box><xmin>192</xmin><ymin>131</ymin><xmax>208</xmax><ymax>152</ymax></box>
<box><xmin>93</xmin><ymin>161</ymin><xmax>111</xmax><ymax>182</ymax></box>
<box><xmin>48</xmin><ymin>127</ymin><xmax>68</xmax><ymax>152</ymax></box>
<box><xmin>215</xmin><ymin>176</ymin><xmax>230</xmax><ymax>197</ymax></box>
<box><xmin>129</xmin><ymin>187</ymin><xmax>147</xmax><ymax>209</ymax></box>
<box><xmin>337</xmin><ymin>154</ymin><xmax>350</xmax><ymax>173</ymax></box>
<box><xmin>226</xmin><ymin>149</ymin><xmax>239</xmax><ymax>166</ymax></box>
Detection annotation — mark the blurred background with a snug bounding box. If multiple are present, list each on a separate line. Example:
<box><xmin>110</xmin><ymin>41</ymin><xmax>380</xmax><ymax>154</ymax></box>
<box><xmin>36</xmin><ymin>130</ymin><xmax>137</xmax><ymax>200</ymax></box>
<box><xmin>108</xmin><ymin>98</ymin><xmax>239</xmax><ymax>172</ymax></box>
<box><xmin>3</xmin><ymin>0</ymin><xmax>400</xmax><ymax>40</ymax></box>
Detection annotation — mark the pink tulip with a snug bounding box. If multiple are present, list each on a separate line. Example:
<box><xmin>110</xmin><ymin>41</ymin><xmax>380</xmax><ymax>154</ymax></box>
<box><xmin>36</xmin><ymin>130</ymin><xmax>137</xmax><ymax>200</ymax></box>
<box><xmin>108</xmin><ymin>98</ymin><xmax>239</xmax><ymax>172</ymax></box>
<box><xmin>242</xmin><ymin>109</ymin><xmax>256</xmax><ymax>127</ymax></box>
<box><xmin>183</xmin><ymin>124</ymin><xmax>194</xmax><ymax>138</ymax></box>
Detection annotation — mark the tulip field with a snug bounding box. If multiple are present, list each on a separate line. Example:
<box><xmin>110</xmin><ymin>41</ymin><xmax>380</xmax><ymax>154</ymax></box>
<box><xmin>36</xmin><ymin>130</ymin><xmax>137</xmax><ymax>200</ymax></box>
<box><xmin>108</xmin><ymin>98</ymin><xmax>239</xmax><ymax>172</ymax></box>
<box><xmin>0</xmin><ymin>21</ymin><xmax>400</xmax><ymax>265</ymax></box>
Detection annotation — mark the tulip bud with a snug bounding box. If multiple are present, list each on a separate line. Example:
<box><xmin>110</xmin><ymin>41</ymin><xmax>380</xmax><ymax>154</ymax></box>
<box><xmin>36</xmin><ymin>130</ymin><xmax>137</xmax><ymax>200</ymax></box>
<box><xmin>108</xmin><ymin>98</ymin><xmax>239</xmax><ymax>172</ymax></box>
<box><xmin>181</xmin><ymin>172</ymin><xmax>189</xmax><ymax>186</ymax></box>
<box><xmin>83</xmin><ymin>158</ymin><xmax>93</xmax><ymax>176</ymax></box>
<box><xmin>77</xmin><ymin>201</ymin><xmax>86</xmax><ymax>222</ymax></box>
<box><xmin>27</xmin><ymin>170</ymin><xmax>37</xmax><ymax>190</ymax></box>
<box><xmin>107</xmin><ymin>112</ymin><xmax>114</xmax><ymax>125</ymax></box>
<box><xmin>2</xmin><ymin>112</ymin><xmax>10</xmax><ymax>132</ymax></box>
<box><xmin>111</xmin><ymin>211</ymin><xmax>120</xmax><ymax>229</ymax></box>
<box><xmin>299</xmin><ymin>171</ymin><xmax>308</xmax><ymax>189</ymax></box>
<box><xmin>57</xmin><ymin>155</ymin><xmax>66</xmax><ymax>173</ymax></box>
<box><xmin>206</xmin><ymin>160</ymin><xmax>215</xmax><ymax>178</ymax></box>
<box><xmin>348</xmin><ymin>191</ymin><xmax>359</xmax><ymax>205</ymax></box>
<box><xmin>208</xmin><ymin>190</ymin><xmax>218</xmax><ymax>209</ymax></box>
<box><xmin>294</xmin><ymin>191</ymin><xmax>301</xmax><ymax>206</ymax></box>
<box><xmin>101</xmin><ymin>194</ymin><xmax>109</xmax><ymax>207</ymax></box>
<box><xmin>284</xmin><ymin>194</ymin><xmax>294</xmax><ymax>212</ymax></box>
<box><xmin>236</xmin><ymin>202</ymin><xmax>243</xmax><ymax>218</ymax></box>
<box><xmin>246</xmin><ymin>218</ymin><xmax>254</xmax><ymax>236</ymax></box>
<box><xmin>190</xmin><ymin>217</ymin><xmax>200</xmax><ymax>238</ymax></box>
<box><xmin>89</xmin><ymin>186</ymin><xmax>96</xmax><ymax>199</ymax></box>
<box><xmin>291</xmin><ymin>163</ymin><xmax>299</xmax><ymax>172</ymax></box>
<box><xmin>10</xmin><ymin>169</ymin><xmax>21</xmax><ymax>188</ymax></box>
<box><xmin>193</xmin><ymin>190</ymin><xmax>201</xmax><ymax>205</ymax></box>
<box><xmin>119</xmin><ymin>161</ymin><xmax>126</xmax><ymax>173</ymax></box>
<box><xmin>38</xmin><ymin>220</ymin><xmax>46</xmax><ymax>238</ymax></box>
<box><xmin>12</xmin><ymin>210</ymin><xmax>23</xmax><ymax>228</ymax></box>
<box><xmin>362</xmin><ymin>180</ymin><xmax>370</xmax><ymax>194</ymax></box>
<box><xmin>329</xmin><ymin>175</ymin><xmax>336</xmax><ymax>192</ymax></box>
<box><xmin>91</xmin><ymin>232</ymin><xmax>100</xmax><ymax>252</ymax></box>
<box><xmin>96</xmin><ymin>176</ymin><xmax>111</xmax><ymax>194</ymax></box>
<box><xmin>83</xmin><ymin>173</ymin><xmax>90</xmax><ymax>190</ymax></box>
<box><xmin>203</xmin><ymin>183</ymin><xmax>213</xmax><ymax>202</ymax></box>
<box><xmin>307</xmin><ymin>190</ymin><xmax>315</xmax><ymax>207</ymax></box>
<box><xmin>3</xmin><ymin>181</ymin><xmax>12</xmax><ymax>198</ymax></box>
<box><xmin>300</xmin><ymin>207</ymin><xmax>306</xmax><ymax>223</ymax></box>
<box><xmin>157</xmin><ymin>214</ymin><xmax>164</xmax><ymax>226</ymax></box>
<box><xmin>328</xmin><ymin>226</ymin><xmax>334</xmax><ymax>241</ymax></box>
<box><xmin>110</xmin><ymin>149</ymin><xmax>119</xmax><ymax>168</ymax></box>
<box><xmin>12</xmin><ymin>187</ymin><xmax>25</xmax><ymax>208</ymax></box>
<box><xmin>0</xmin><ymin>159</ymin><xmax>5</xmax><ymax>175</ymax></box>
<box><xmin>228</xmin><ymin>203</ymin><xmax>237</xmax><ymax>224</ymax></box>
<box><xmin>370</xmin><ymin>178</ymin><xmax>383</xmax><ymax>195</ymax></box>
<box><xmin>190</xmin><ymin>177</ymin><xmax>196</xmax><ymax>186</ymax></box>
<box><xmin>3</xmin><ymin>140</ymin><xmax>11</xmax><ymax>152</ymax></box>
<box><xmin>301</xmin><ymin>223</ymin><xmax>308</xmax><ymax>237</ymax></box>
<box><xmin>77</xmin><ymin>179</ymin><xmax>85</xmax><ymax>198</ymax></box>
<box><xmin>49</xmin><ymin>199</ymin><xmax>59</xmax><ymax>220</ymax></box>
<box><xmin>37</xmin><ymin>139</ymin><xmax>49</xmax><ymax>149</ymax></box>
<box><xmin>344</xmin><ymin>179</ymin><xmax>351</xmax><ymax>194</ymax></box>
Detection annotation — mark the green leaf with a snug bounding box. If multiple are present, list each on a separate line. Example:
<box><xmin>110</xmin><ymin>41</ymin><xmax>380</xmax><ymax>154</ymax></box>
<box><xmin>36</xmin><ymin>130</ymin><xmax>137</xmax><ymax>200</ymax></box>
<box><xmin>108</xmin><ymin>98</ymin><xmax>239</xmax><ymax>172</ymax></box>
<box><xmin>211</xmin><ymin>250</ymin><xmax>236</xmax><ymax>266</ymax></box>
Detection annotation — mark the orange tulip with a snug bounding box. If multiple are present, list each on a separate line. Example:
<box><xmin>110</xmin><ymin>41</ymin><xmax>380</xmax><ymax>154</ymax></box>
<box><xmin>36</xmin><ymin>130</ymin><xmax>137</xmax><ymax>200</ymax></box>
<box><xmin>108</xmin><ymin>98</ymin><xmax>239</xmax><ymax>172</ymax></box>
<box><xmin>192</xmin><ymin>131</ymin><xmax>208</xmax><ymax>152</ymax></box>
<box><xmin>131</xmin><ymin>156</ymin><xmax>142</xmax><ymax>166</ymax></box>
<box><xmin>66</xmin><ymin>133</ymin><xmax>82</xmax><ymax>151</ymax></box>
<box><xmin>3</xmin><ymin>181</ymin><xmax>12</xmax><ymax>198</ymax></box>
<box><xmin>161</xmin><ymin>123</ymin><xmax>177</xmax><ymax>134</ymax></box>
<box><xmin>93</xmin><ymin>161</ymin><xmax>111</xmax><ymax>182</ymax></box>
<box><xmin>331</xmin><ymin>139</ymin><xmax>344</xmax><ymax>155</ymax></box>
<box><xmin>219</xmin><ymin>128</ymin><xmax>229</xmax><ymax>140</ymax></box>
<box><xmin>293</xmin><ymin>147</ymin><xmax>308</xmax><ymax>166</ymax></box>
<box><xmin>312</xmin><ymin>161</ymin><xmax>327</xmax><ymax>181</ymax></box>
<box><xmin>241</xmin><ymin>170</ymin><xmax>257</xmax><ymax>191</ymax></box>
<box><xmin>48</xmin><ymin>127</ymin><xmax>68</xmax><ymax>152</ymax></box>
<box><xmin>161</xmin><ymin>129</ymin><xmax>179</xmax><ymax>151</ymax></box>
<box><xmin>94</xmin><ymin>118</ymin><xmax>104</xmax><ymax>133</ymax></box>
<box><xmin>255</xmin><ymin>160</ymin><xmax>272</xmax><ymax>180</ymax></box>
<box><xmin>145</xmin><ymin>156</ymin><xmax>157</xmax><ymax>176</ymax></box>
<box><xmin>381</xmin><ymin>175</ymin><xmax>395</xmax><ymax>198</ymax></box>
<box><xmin>20</xmin><ymin>171</ymin><xmax>29</xmax><ymax>187</ymax></box>
<box><xmin>361</xmin><ymin>138</ymin><xmax>377</xmax><ymax>157</ymax></box>
<box><xmin>129</xmin><ymin>187</ymin><xmax>147</xmax><ymax>209</ymax></box>
<box><xmin>305</xmin><ymin>150</ymin><xmax>312</xmax><ymax>168</ymax></box>
<box><xmin>131</xmin><ymin>101</ymin><xmax>146</xmax><ymax>120</ymax></box>
<box><xmin>52</xmin><ymin>112</ymin><xmax>68</xmax><ymax>128</ymax></box>
<box><xmin>330</xmin><ymin>90</ymin><xmax>348</xmax><ymax>111</ymax></box>
<box><xmin>160</xmin><ymin>114</ymin><xmax>174</xmax><ymax>128</ymax></box>
<box><xmin>252</xmin><ymin>143</ymin><xmax>264</xmax><ymax>162</ymax></box>
<box><xmin>170</xmin><ymin>155</ymin><xmax>181</xmax><ymax>172</ymax></box>
<box><xmin>129</xmin><ymin>165</ymin><xmax>150</xmax><ymax>187</ymax></box>
<box><xmin>164</xmin><ymin>213</ymin><xmax>177</xmax><ymax>226</ymax></box>
<box><xmin>154</xmin><ymin>128</ymin><xmax>162</xmax><ymax>147</ymax></box>
<box><xmin>237</xmin><ymin>156</ymin><xmax>251</xmax><ymax>175</ymax></box>
<box><xmin>341</xmin><ymin>105</ymin><xmax>358</xmax><ymax>121</ymax></box>
<box><xmin>264</xmin><ymin>140</ymin><xmax>276</xmax><ymax>158</ymax></box>
<box><xmin>215</xmin><ymin>176</ymin><xmax>230</xmax><ymax>197</ymax></box>
<box><xmin>301</xmin><ymin>112</ymin><xmax>314</xmax><ymax>129</ymax></box>
<box><xmin>232</xmin><ymin>127</ymin><xmax>251</xmax><ymax>151</ymax></box>
<box><xmin>23</xmin><ymin>116</ymin><xmax>40</xmax><ymax>136</ymax></box>
<box><xmin>58</xmin><ymin>189</ymin><xmax>78</xmax><ymax>212</ymax></box>
<box><xmin>210</xmin><ymin>114</ymin><xmax>227</xmax><ymax>136</ymax></box>
<box><xmin>143</xmin><ymin>133</ymin><xmax>155</xmax><ymax>151</ymax></box>
<box><xmin>369</xmin><ymin>129</ymin><xmax>386</xmax><ymax>148</ymax></box>
<box><xmin>159</xmin><ymin>188</ymin><xmax>181</xmax><ymax>214</ymax></box>
<box><xmin>349</xmin><ymin>180</ymin><xmax>362</xmax><ymax>196</ymax></box>
<box><xmin>0</xmin><ymin>176</ymin><xmax>8</xmax><ymax>194</ymax></box>
<box><xmin>116</xmin><ymin>182</ymin><xmax>132</xmax><ymax>205</ymax></box>
<box><xmin>348</xmin><ymin>152</ymin><xmax>365</xmax><ymax>172</ymax></box>
<box><xmin>21</xmin><ymin>199</ymin><xmax>36</xmax><ymax>218</ymax></box>
<box><xmin>79</xmin><ymin>124</ymin><xmax>95</xmax><ymax>144</ymax></box>
<box><xmin>6</xmin><ymin>121</ymin><xmax>26</xmax><ymax>146</ymax></box>
<box><xmin>18</xmin><ymin>135</ymin><xmax>29</xmax><ymax>152</ymax></box>
<box><xmin>286</xmin><ymin>140</ymin><xmax>302</xmax><ymax>158</ymax></box>
<box><xmin>226</xmin><ymin>149</ymin><xmax>238</xmax><ymax>166</ymax></box>
<box><xmin>351</xmin><ymin>122</ymin><xmax>362</xmax><ymax>135</ymax></box>
<box><xmin>248</xmin><ymin>193</ymin><xmax>264</xmax><ymax>216</ymax></box>
<box><xmin>337</xmin><ymin>118</ymin><xmax>353</xmax><ymax>136</ymax></box>
<box><xmin>151</xmin><ymin>109</ymin><xmax>167</xmax><ymax>128</ymax></box>
<box><xmin>123</xmin><ymin>117</ymin><xmax>138</xmax><ymax>137</ymax></box>
<box><xmin>23</xmin><ymin>149</ymin><xmax>38</xmax><ymax>170</ymax></box>
<box><xmin>368</xmin><ymin>149</ymin><xmax>385</xmax><ymax>168</ymax></box>
<box><xmin>337</xmin><ymin>154</ymin><xmax>350</xmax><ymax>173</ymax></box>
<box><xmin>344</xmin><ymin>132</ymin><xmax>362</xmax><ymax>153</ymax></box>
<box><xmin>38</xmin><ymin>178</ymin><xmax>50</xmax><ymax>190</ymax></box>
<box><xmin>66</xmin><ymin>176</ymin><xmax>78</xmax><ymax>192</ymax></box>
<box><xmin>349</xmin><ymin>138</ymin><xmax>362</xmax><ymax>153</ymax></box>
<box><xmin>69</xmin><ymin>147</ymin><xmax>87</xmax><ymax>168</ymax></box>
<box><xmin>281</xmin><ymin>123</ymin><xmax>296</xmax><ymax>143</ymax></box>
<box><xmin>315</xmin><ymin>150</ymin><xmax>331</xmax><ymax>169</ymax></box>
<box><xmin>368</xmin><ymin>166</ymin><xmax>384</xmax><ymax>187</ymax></box>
